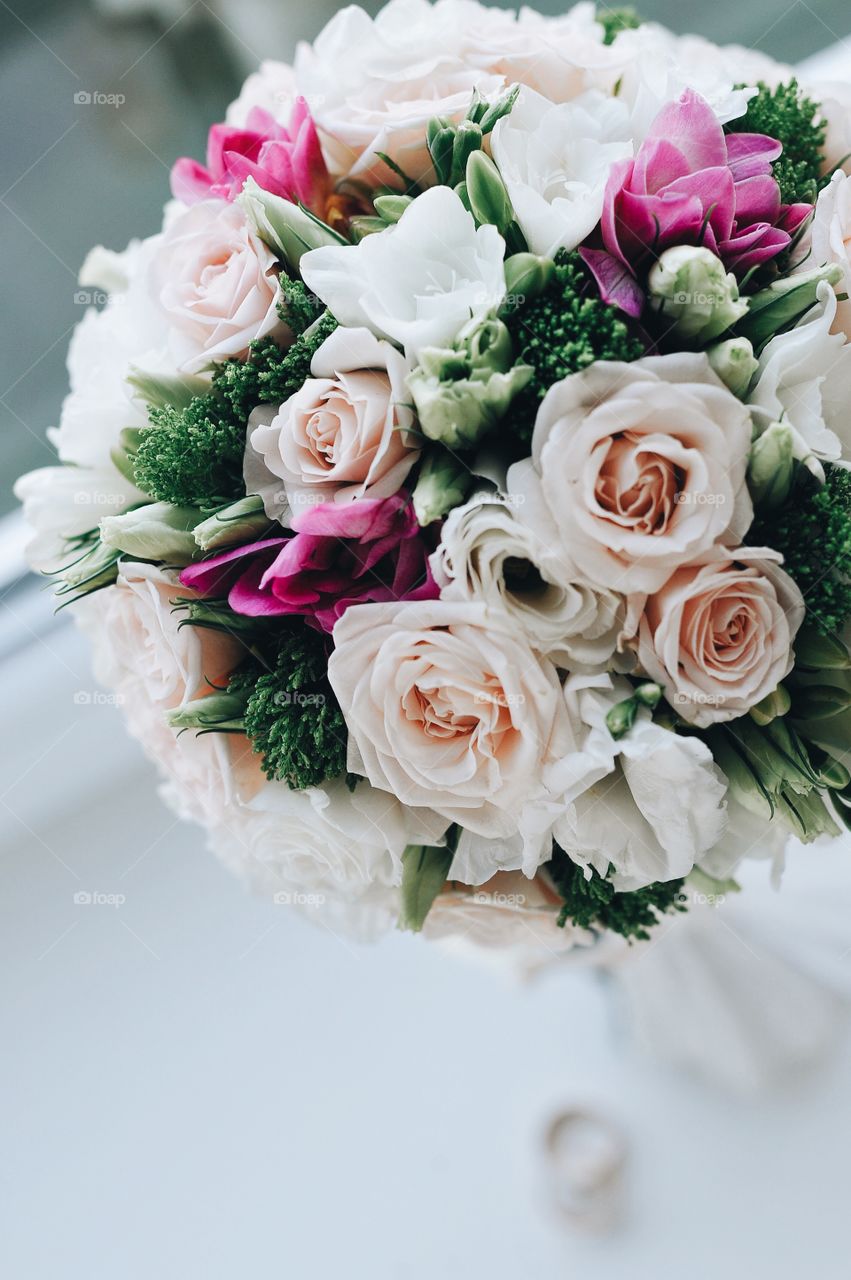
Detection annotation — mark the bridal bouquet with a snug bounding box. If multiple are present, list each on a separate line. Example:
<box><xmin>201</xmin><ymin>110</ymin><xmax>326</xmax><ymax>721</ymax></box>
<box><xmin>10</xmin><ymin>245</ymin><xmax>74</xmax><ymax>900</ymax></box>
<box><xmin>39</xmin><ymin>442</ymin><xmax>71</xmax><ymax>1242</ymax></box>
<box><xmin>18</xmin><ymin>0</ymin><xmax>851</xmax><ymax>951</ymax></box>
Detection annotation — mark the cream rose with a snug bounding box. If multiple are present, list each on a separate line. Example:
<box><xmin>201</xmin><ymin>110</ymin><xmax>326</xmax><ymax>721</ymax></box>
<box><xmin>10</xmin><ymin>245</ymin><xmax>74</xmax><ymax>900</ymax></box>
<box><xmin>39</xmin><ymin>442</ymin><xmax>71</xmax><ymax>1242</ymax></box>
<box><xmin>245</xmin><ymin>326</ymin><xmax>419</xmax><ymax>523</ymax></box>
<box><xmin>328</xmin><ymin>598</ymin><xmax>581</xmax><ymax>845</ymax></box>
<box><xmin>77</xmin><ymin>564</ymin><xmax>259</xmax><ymax>824</ymax></box>
<box><xmin>507</xmin><ymin>355</ymin><xmax>753</xmax><ymax>596</ymax></box>
<box><xmin>636</xmin><ymin>549</ymin><xmax>805</xmax><ymax>728</ymax></box>
<box><xmin>294</xmin><ymin>0</ymin><xmax>503</xmax><ymax>186</ymax></box>
<box><xmin>151</xmin><ymin>200</ymin><xmax>284</xmax><ymax>374</ymax></box>
<box><xmin>431</xmin><ymin>493</ymin><xmax>624</xmax><ymax>668</ymax></box>
<box><xmin>810</xmin><ymin>171</ymin><xmax>851</xmax><ymax>337</ymax></box>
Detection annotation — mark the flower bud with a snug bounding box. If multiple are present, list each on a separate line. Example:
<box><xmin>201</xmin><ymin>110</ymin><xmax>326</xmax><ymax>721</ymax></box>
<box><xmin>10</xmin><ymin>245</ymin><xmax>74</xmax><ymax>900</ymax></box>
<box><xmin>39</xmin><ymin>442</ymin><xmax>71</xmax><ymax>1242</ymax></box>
<box><xmin>633</xmin><ymin>682</ymin><xmax>663</xmax><ymax>709</ymax></box>
<box><xmin>166</xmin><ymin>690</ymin><xmax>248</xmax><ymax>734</ymax></box>
<box><xmin>194</xmin><ymin>495</ymin><xmax>273</xmax><ymax>552</ymax></box>
<box><xmin>706</xmin><ymin>336</ymin><xmax>758</xmax><ymax>398</ymax></box>
<box><xmin>238</xmin><ymin>177</ymin><xmax>341</xmax><ymax>268</ymax></box>
<box><xmin>100</xmin><ymin>501</ymin><xmax>199</xmax><ymax>563</ymax></box>
<box><xmin>818</xmin><ymin>757</ymin><xmax>851</xmax><ymax>790</ymax></box>
<box><xmin>502</xmin><ymin>253</ymin><xmax>554</xmax><ymax>310</ymax></box>
<box><xmin>427</xmin><ymin>117</ymin><xmax>456</xmax><ymax>185</ymax></box>
<box><xmin>373</xmin><ymin>194</ymin><xmax>413</xmax><ymax>224</ymax></box>
<box><xmin>747</xmin><ymin>422</ymin><xmax>795</xmax><ymax>510</ymax></box>
<box><xmin>450</xmin><ymin>120</ymin><xmax>483</xmax><ymax>187</ymax></box>
<box><xmin>736</xmin><ymin>263</ymin><xmax>844</xmax><ymax>352</ymax></box>
<box><xmin>466</xmin><ymin>150</ymin><xmax>513</xmax><ymax>233</ymax></box>
<box><xmin>606</xmin><ymin>696</ymin><xmax>638</xmax><ymax>739</ymax></box>
<box><xmin>749</xmin><ymin>684</ymin><xmax>791</xmax><ymax>725</ymax></box>
<box><xmin>412</xmin><ymin>450</ymin><xmax>471</xmax><ymax>525</ymax></box>
<box><xmin>648</xmin><ymin>245</ymin><xmax>748</xmax><ymax>343</ymax></box>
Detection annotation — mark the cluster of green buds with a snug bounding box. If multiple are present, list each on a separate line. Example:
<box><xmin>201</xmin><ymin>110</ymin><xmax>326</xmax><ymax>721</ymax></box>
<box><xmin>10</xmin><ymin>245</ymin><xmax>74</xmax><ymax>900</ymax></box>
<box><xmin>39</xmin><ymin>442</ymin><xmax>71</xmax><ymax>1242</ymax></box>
<box><xmin>427</xmin><ymin>85</ymin><xmax>520</xmax><ymax>189</ymax></box>
<box><xmin>605</xmin><ymin>682</ymin><xmax>663</xmax><ymax>739</ymax></box>
<box><xmin>407</xmin><ymin>312</ymin><xmax>533</xmax><ymax>451</ymax></box>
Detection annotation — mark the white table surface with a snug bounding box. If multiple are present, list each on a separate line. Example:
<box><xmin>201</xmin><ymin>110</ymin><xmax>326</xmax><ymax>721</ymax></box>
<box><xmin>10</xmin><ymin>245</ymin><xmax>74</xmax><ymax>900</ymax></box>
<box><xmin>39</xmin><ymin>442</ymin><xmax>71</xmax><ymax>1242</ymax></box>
<box><xmin>4</xmin><ymin>39</ymin><xmax>851</xmax><ymax>1280</ymax></box>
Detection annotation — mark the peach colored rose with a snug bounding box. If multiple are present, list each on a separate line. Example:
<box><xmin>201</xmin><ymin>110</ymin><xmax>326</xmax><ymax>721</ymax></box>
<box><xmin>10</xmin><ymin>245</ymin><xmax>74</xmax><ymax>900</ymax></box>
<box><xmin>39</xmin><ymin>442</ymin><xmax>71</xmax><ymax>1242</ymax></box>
<box><xmin>507</xmin><ymin>355</ymin><xmax>753</xmax><ymax>596</ymax></box>
<box><xmin>328</xmin><ymin>598</ymin><xmax>582</xmax><ymax>845</ymax></box>
<box><xmin>245</xmin><ymin>326</ymin><xmax>419</xmax><ymax>522</ymax></box>
<box><xmin>151</xmin><ymin>200</ymin><xmax>284</xmax><ymax>373</ymax></box>
<box><xmin>636</xmin><ymin>549</ymin><xmax>805</xmax><ymax>728</ymax></box>
<box><xmin>78</xmin><ymin>564</ymin><xmax>262</xmax><ymax>824</ymax></box>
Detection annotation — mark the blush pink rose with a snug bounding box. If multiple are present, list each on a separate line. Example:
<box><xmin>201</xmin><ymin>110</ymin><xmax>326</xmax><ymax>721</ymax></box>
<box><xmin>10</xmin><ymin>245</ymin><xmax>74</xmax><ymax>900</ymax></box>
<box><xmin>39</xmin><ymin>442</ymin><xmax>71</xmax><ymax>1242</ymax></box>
<box><xmin>245</xmin><ymin>326</ymin><xmax>420</xmax><ymax>521</ymax></box>
<box><xmin>636</xmin><ymin>548</ymin><xmax>805</xmax><ymax>728</ymax></box>
<box><xmin>507</xmin><ymin>354</ymin><xmax>753</xmax><ymax>597</ymax></box>
<box><xmin>151</xmin><ymin>200</ymin><xmax>285</xmax><ymax>373</ymax></box>
<box><xmin>327</xmin><ymin>597</ymin><xmax>581</xmax><ymax>842</ymax></box>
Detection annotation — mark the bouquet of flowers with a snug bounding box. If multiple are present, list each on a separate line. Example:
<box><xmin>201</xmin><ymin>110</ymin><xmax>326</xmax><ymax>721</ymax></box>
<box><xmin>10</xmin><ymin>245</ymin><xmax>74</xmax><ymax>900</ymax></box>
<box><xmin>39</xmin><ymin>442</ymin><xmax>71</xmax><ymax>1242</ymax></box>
<box><xmin>18</xmin><ymin>0</ymin><xmax>851</xmax><ymax>953</ymax></box>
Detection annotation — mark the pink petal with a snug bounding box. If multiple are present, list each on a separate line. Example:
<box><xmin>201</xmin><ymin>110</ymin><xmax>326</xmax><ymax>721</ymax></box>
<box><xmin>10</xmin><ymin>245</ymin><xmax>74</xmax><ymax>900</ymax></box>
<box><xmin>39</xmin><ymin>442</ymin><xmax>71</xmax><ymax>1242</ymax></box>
<box><xmin>580</xmin><ymin>248</ymin><xmax>645</xmax><ymax>317</ymax></box>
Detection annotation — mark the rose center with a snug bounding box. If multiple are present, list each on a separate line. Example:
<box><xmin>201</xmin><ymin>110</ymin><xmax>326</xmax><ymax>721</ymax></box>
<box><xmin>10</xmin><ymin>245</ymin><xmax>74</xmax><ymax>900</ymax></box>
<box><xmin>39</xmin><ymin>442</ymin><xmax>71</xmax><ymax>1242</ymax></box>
<box><xmin>595</xmin><ymin>434</ymin><xmax>684</xmax><ymax>534</ymax></box>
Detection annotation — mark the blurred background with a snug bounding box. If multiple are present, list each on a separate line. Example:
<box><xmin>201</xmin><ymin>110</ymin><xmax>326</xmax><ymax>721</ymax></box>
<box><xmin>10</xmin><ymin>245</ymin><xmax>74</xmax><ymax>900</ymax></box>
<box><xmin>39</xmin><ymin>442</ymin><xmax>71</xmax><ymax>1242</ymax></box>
<box><xmin>3</xmin><ymin>4</ymin><xmax>851</xmax><ymax>1278</ymax></box>
<box><xmin>2</xmin><ymin>0</ymin><xmax>851</xmax><ymax>511</ymax></box>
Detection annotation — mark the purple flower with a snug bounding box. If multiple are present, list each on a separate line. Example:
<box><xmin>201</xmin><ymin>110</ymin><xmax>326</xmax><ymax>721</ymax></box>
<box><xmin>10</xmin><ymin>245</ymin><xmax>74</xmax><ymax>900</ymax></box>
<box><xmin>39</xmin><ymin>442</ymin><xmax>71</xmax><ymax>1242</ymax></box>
<box><xmin>581</xmin><ymin>91</ymin><xmax>813</xmax><ymax>316</ymax></box>
<box><xmin>179</xmin><ymin>496</ymin><xmax>438</xmax><ymax>633</ymax></box>
<box><xmin>171</xmin><ymin>101</ymin><xmax>330</xmax><ymax>216</ymax></box>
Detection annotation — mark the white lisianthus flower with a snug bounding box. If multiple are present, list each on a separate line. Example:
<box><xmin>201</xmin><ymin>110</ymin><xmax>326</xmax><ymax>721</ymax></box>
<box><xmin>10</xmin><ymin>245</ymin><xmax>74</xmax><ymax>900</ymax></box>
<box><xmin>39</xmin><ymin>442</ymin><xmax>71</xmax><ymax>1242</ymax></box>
<box><xmin>748</xmin><ymin>281</ymin><xmax>851</xmax><ymax>466</ymax></box>
<box><xmin>554</xmin><ymin>679</ymin><xmax>729</xmax><ymax>891</ymax></box>
<box><xmin>294</xmin><ymin>0</ymin><xmax>503</xmax><ymax>186</ymax></box>
<box><xmin>490</xmin><ymin>88</ymin><xmax>632</xmax><ymax>256</ymax></box>
<box><xmin>75</xmin><ymin>565</ymin><xmax>260</xmax><ymax>827</ymax></box>
<box><xmin>809</xmin><ymin>171</ymin><xmax>851</xmax><ymax>337</ymax></box>
<box><xmin>507</xmin><ymin>354</ymin><xmax>753</xmax><ymax>596</ymax></box>
<box><xmin>245</xmin><ymin>325</ymin><xmax>419</xmax><ymax>525</ymax></box>
<box><xmin>328</xmin><ymin>598</ymin><xmax>589</xmax><ymax>859</ymax></box>
<box><xmin>14</xmin><ymin>465</ymin><xmax>146</xmax><ymax>573</ymax></box>
<box><xmin>301</xmin><ymin>187</ymin><xmax>506</xmax><ymax>359</ymax></box>
<box><xmin>431</xmin><ymin>493</ymin><xmax>624</xmax><ymax>668</ymax></box>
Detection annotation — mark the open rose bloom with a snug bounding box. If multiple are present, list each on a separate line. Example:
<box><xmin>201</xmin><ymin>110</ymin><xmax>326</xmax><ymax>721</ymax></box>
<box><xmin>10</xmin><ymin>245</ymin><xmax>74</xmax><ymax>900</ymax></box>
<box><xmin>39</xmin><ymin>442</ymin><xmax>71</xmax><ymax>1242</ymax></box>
<box><xmin>17</xmin><ymin>0</ymin><xmax>851</xmax><ymax>968</ymax></box>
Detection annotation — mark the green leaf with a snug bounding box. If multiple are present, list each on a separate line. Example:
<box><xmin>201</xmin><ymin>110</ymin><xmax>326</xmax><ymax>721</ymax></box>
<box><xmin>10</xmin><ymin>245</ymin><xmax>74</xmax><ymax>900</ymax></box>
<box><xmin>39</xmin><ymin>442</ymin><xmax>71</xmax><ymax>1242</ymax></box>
<box><xmin>398</xmin><ymin>833</ymin><xmax>457</xmax><ymax>932</ymax></box>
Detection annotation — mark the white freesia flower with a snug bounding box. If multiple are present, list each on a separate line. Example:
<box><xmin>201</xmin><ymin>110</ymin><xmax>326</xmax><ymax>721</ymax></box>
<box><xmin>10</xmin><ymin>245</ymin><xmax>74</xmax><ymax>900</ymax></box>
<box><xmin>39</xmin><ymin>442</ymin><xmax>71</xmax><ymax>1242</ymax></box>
<box><xmin>748</xmin><ymin>281</ymin><xmax>851</xmax><ymax>465</ymax></box>
<box><xmin>301</xmin><ymin>186</ymin><xmax>506</xmax><ymax>359</ymax></box>
<box><xmin>491</xmin><ymin>88</ymin><xmax>632</xmax><ymax>256</ymax></box>
<box><xmin>245</xmin><ymin>325</ymin><xmax>419</xmax><ymax>525</ymax></box>
<box><xmin>614</xmin><ymin>26</ymin><xmax>775</xmax><ymax>140</ymax></box>
<box><xmin>554</xmin><ymin>679</ymin><xmax>729</xmax><ymax>891</ymax></box>
<box><xmin>295</xmin><ymin>0</ymin><xmax>503</xmax><ymax>185</ymax></box>
<box><xmin>431</xmin><ymin>493</ymin><xmax>624</xmax><ymax>668</ymax></box>
<box><xmin>809</xmin><ymin>171</ymin><xmax>851</xmax><ymax>338</ymax></box>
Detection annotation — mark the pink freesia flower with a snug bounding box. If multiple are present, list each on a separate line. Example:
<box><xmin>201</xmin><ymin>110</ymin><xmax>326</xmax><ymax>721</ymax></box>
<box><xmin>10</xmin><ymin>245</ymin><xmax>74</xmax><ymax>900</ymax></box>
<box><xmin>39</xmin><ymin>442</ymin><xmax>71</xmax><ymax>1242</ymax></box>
<box><xmin>171</xmin><ymin>101</ymin><xmax>330</xmax><ymax>215</ymax></box>
<box><xmin>179</xmin><ymin>496</ymin><xmax>437</xmax><ymax>633</ymax></box>
<box><xmin>581</xmin><ymin>90</ymin><xmax>813</xmax><ymax>316</ymax></box>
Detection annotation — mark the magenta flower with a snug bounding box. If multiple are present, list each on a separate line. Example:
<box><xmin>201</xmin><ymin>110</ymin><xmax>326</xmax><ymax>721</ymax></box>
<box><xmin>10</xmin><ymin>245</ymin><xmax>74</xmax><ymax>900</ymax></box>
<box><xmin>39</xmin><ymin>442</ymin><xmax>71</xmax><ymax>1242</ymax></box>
<box><xmin>171</xmin><ymin>101</ymin><xmax>330</xmax><ymax>216</ymax></box>
<box><xmin>581</xmin><ymin>90</ymin><xmax>813</xmax><ymax>317</ymax></box>
<box><xmin>179</xmin><ymin>496</ymin><xmax>438</xmax><ymax>633</ymax></box>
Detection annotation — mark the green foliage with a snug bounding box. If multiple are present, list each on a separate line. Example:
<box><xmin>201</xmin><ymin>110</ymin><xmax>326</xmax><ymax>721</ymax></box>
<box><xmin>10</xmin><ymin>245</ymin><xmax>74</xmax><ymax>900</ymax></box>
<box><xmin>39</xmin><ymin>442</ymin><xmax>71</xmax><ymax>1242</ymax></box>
<box><xmin>236</xmin><ymin>627</ymin><xmax>349</xmax><ymax>790</ymax></box>
<box><xmin>751</xmin><ymin>464</ymin><xmax>851</xmax><ymax>635</ymax></box>
<box><xmin>597</xmin><ymin>6</ymin><xmax>641</xmax><ymax>44</ymax></box>
<box><xmin>503</xmin><ymin>250</ymin><xmax>644</xmax><ymax>444</ymax></box>
<box><xmin>549</xmin><ymin>846</ymin><xmax>687</xmax><ymax>942</ymax></box>
<box><xmin>727</xmin><ymin>79</ymin><xmax>826</xmax><ymax>205</ymax></box>
<box><xmin>133</xmin><ymin>313</ymin><xmax>337</xmax><ymax>507</ymax></box>
<box><xmin>277</xmin><ymin>276</ymin><xmax>326</xmax><ymax>335</ymax></box>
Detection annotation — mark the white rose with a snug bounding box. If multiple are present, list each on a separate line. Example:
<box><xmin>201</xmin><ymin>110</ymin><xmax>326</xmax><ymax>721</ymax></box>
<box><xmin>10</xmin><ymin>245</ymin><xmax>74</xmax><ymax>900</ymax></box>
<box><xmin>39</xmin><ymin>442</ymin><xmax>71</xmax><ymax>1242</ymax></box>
<box><xmin>245</xmin><ymin>326</ymin><xmax>420</xmax><ymax>524</ymax></box>
<box><xmin>328</xmin><ymin>598</ymin><xmax>583</xmax><ymax>849</ymax></box>
<box><xmin>507</xmin><ymin>355</ymin><xmax>753</xmax><ymax>596</ymax></box>
<box><xmin>462</xmin><ymin>3</ymin><xmax>627</xmax><ymax>102</ymax></box>
<box><xmin>809</xmin><ymin>80</ymin><xmax>851</xmax><ymax>176</ymax></box>
<box><xmin>150</xmin><ymin>200</ymin><xmax>285</xmax><ymax>374</ymax></box>
<box><xmin>555</xmin><ymin>678</ymin><xmax>729</xmax><ymax>891</ymax></box>
<box><xmin>809</xmin><ymin>171</ymin><xmax>851</xmax><ymax>338</ymax></box>
<box><xmin>431</xmin><ymin>493</ymin><xmax>625</xmax><ymax>669</ymax></box>
<box><xmin>636</xmin><ymin>548</ymin><xmax>805</xmax><ymax>729</ymax></box>
<box><xmin>748</xmin><ymin>281</ymin><xmax>851</xmax><ymax>465</ymax></box>
<box><xmin>491</xmin><ymin>88</ymin><xmax>632</xmax><ymax>256</ymax></box>
<box><xmin>295</xmin><ymin>0</ymin><xmax>503</xmax><ymax>186</ymax></box>
<box><xmin>75</xmin><ymin>569</ymin><xmax>258</xmax><ymax>826</ymax></box>
<box><xmin>301</xmin><ymin>186</ymin><xmax>505</xmax><ymax>360</ymax></box>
